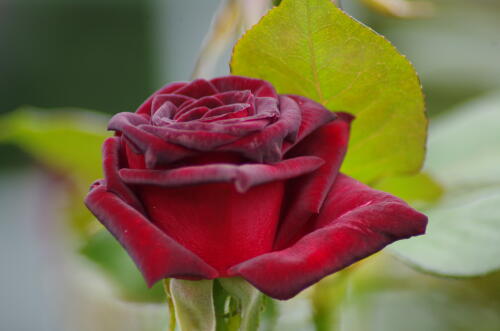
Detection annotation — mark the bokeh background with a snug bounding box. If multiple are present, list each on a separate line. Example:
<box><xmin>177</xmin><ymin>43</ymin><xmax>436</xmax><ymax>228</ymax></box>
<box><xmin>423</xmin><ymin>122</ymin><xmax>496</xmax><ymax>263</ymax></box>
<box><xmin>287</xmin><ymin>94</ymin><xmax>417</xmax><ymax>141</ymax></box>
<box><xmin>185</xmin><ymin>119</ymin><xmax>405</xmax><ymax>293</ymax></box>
<box><xmin>1</xmin><ymin>0</ymin><xmax>499</xmax><ymax>330</ymax></box>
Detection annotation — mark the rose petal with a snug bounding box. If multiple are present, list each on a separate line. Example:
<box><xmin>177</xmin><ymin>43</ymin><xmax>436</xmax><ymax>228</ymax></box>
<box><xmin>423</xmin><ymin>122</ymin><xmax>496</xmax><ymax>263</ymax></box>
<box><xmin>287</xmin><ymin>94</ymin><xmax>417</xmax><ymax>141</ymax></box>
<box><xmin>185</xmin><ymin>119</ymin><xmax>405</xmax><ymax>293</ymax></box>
<box><xmin>175</xmin><ymin>106</ymin><xmax>210</xmax><ymax>122</ymax></box>
<box><xmin>174</xmin><ymin>79</ymin><xmax>219</xmax><ymax>98</ymax></box>
<box><xmin>215</xmin><ymin>90</ymin><xmax>253</xmax><ymax>105</ymax></box>
<box><xmin>282</xmin><ymin>95</ymin><xmax>337</xmax><ymax>152</ymax></box>
<box><xmin>254</xmin><ymin>97</ymin><xmax>280</xmax><ymax>118</ymax></box>
<box><xmin>137</xmin><ymin>81</ymin><xmax>188</xmax><ymax>115</ymax></box>
<box><xmin>229</xmin><ymin>174</ymin><xmax>427</xmax><ymax>300</ymax></box>
<box><xmin>165</xmin><ymin>120</ymin><xmax>267</xmax><ymax>136</ymax></box>
<box><xmin>119</xmin><ymin>156</ymin><xmax>324</xmax><ymax>193</ymax></box>
<box><xmin>210</xmin><ymin>76</ymin><xmax>278</xmax><ymax>99</ymax></box>
<box><xmin>133</xmin><ymin>182</ymin><xmax>284</xmax><ymax>274</ymax></box>
<box><xmin>152</xmin><ymin>94</ymin><xmax>192</xmax><ymax>114</ymax></box>
<box><xmin>276</xmin><ymin>95</ymin><xmax>301</xmax><ymax>141</ymax></box>
<box><xmin>85</xmin><ymin>182</ymin><xmax>218</xmax><ymax>286</ymax></box>
<box><xmin>140</xmin><ymin>125</ymin><xmax>241</xmax><ymax>151</ymax></box>
<box><xmin>216</xmin><ymin>96</ymin><xmax>302</xmax><ymax>162</ymax></box>
<box><xmin>102</xmin><ymin>137</ymin><xmax>145</xmax><ymax>213</ymax></box>
<box><xmin>114</xmin><ymin>122</ymin><xmax>196</xmax><ymax>167</ymax></box>
<box><xmin>108</xmin><ymin>112</ymin><xmax>149</xmax><ymax>131</ymax></box>
<box><xmin>151</xmin><ymin>102</ymin><xmax>177</xmax><ymax>125</ymax></box>
<box><xmin>275</xmin><ymin>113</ymin><xmax>353</xmax><ymax>249</ymax></box>
<box><xmin>201</xmin><ymin>104</ymin><xmax>251</xmax><ymax>121</ymax></box>
<box><xmin>176</xmin><ymin>95</ymin><xmax>224</xmax><ymax>114</ymax></box>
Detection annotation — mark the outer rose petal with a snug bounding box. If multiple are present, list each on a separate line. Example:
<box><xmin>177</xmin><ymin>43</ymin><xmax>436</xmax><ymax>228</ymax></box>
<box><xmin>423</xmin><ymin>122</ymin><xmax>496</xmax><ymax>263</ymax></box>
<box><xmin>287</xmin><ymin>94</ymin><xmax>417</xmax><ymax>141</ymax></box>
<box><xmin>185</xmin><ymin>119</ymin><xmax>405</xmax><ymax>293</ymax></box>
<box><xmin>119</xmin><ymin>156</ymin><xmax>324</xmax><ymax>193</ymax></box>
<box><xmin>140</xmin><ymin>125</ymin><xmax>241</xmax><ymax>151</ymax></box>
<box><xmin>102</xmin><ymin>136</ymin><xmax>144</xmax><ymax>213</ymax></box>
<box><xmin>85</xmin><ymin>182</ymin><xmax>218</xmax><ymax>286</ymax></box>
<box><xmin>282</xmin><ymin>95</ymin><xmax>337</xmax><ymax>152</ymax></box>
<box><xmin>109</xmin><ymin>114</ymin><xmax>197</xmax><ymax>167</ymax></box>
<box><xmin>136</xmin><ymin>182</ymin><xmax>285</xmax><ymax>274</ymax></box>
<box><xmin>275</xmin><ymin>113</ymin><xmax>353</xmax><ymax>249</ymax></box>
<box><xmin>229</xmin><ymin>174</ymin><xmax>427</xmax><ymax>300</ymax></box>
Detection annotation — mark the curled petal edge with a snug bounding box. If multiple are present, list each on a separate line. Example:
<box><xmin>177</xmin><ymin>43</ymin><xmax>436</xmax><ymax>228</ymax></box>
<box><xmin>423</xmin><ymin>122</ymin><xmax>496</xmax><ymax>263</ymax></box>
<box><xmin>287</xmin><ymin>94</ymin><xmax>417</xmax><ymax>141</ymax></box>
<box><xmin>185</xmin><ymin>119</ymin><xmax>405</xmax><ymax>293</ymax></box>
<box><xmin>228</xmin><ymin>174</ymin><xmax>427</xmax><ymax>300</ymax></box>
<box><xmin>85</xmin><ymin>183</ymin><xmax>218</xmax><ymax>286</ymax></box>
<box><xmin>119</xmin><ymin>156</ymin><xmax>325</xmax><ymax>193</ymax></box>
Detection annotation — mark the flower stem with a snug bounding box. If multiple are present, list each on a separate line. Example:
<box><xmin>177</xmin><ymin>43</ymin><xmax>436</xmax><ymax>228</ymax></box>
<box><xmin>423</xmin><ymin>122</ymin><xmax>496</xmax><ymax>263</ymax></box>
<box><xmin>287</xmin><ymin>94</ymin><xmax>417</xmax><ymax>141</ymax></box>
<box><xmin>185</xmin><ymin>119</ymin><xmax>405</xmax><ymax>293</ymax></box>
<box><xmin>165</xmin><ymin>279</ymin><xmax>216</xmax><ymax>331</ymax></box>
<box><xmin>163</xmin><ymin>279</ymin><xmax>177</xmax><ymax>331</ymax></box>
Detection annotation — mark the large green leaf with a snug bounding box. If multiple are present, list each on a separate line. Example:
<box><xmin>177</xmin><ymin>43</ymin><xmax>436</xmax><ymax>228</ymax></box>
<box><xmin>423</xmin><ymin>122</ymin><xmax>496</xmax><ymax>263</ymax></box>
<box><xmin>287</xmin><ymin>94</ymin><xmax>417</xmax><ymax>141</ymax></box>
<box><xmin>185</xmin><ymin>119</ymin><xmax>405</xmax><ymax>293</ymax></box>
<box><xmin>0</xmin><ymin>107</ymin><xmax>110</xmax><ymax>235</ymax></box>
<box><xmin>0</xmin><ymin>107</ymin><xmax>109</xmax><ymax>183</ymax></box>
<box><xmin>231</xmin><ymin>0</ymin><xmax>427</xmax><ymax>183</ymax></box>
<box><xmin>392</xmin><ymin>92</ymin><xmax>500</xmax><ymax>276</ymax></box>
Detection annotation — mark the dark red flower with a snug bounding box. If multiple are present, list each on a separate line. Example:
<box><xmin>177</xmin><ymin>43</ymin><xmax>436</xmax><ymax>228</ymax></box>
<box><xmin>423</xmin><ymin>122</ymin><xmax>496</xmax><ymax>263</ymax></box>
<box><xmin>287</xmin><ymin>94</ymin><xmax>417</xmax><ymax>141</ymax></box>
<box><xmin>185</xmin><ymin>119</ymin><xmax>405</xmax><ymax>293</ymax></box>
<box><xmin>85</xmin><ymin>76</ymin><xmax>427</xmax><ymax>300</ymax></box>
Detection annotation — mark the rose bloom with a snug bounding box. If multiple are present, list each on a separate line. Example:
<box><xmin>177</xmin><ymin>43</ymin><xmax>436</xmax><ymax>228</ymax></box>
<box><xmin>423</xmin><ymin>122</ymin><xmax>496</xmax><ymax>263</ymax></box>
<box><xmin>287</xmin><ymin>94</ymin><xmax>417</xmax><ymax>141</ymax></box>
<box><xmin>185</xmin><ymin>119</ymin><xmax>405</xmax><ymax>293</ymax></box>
<box><xmin>85</xmin><ymin>76</ymin><xmax>427</xmax><ymax>300</ymax></box>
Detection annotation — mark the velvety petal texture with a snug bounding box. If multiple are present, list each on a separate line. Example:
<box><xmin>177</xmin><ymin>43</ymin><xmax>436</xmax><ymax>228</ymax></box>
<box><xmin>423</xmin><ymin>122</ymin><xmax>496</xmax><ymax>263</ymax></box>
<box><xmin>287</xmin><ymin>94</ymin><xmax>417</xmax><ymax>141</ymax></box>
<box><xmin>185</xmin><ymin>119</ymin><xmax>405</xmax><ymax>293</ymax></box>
<box><xmin>85</xmin><ymin>75</ymin><xmax>427</xmax><ymax>300</ymax></box>
<box><xmin>228</xmin><ymin>174</ymin><xmax>427</xmax><ymax>299</ymax></box>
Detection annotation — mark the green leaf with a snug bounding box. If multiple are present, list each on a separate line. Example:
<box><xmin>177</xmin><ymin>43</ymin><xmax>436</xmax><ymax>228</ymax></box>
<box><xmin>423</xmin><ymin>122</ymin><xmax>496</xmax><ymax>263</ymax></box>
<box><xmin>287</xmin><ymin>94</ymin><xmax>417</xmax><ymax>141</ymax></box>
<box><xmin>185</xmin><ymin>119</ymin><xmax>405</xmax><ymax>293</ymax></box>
<box><xmin>169</xmin><ymin>279</ymin><xmax>216</xmax><ymax>331</ymax></box>
<box><xmin>231</xmin><ymin>0</ymin><xmax>427</xmax><ymax>183</ymax></box>
<box><xmin>259</xmin><ymin>295</ymin><xmax>279</xmax><ymax>331</ymax></box>
<box><xmin>339</xmin><ymin>253</ymin><xmax>500</xmax><ymax>331</ymax></box>
<box><xmin>391</xmin><ymin>92</ymin><xmax>500</xmax><ymax>276</ymax></box>
<box><xmin>80</xmin><ymin>230</ymin><xmax>165</xmax><ymax>303</ymax></box>
<box><xmin>373</xmin><ymin>172</ymin><xmax>443</xmax><ymax>208</ymax></box>
<box><xmin>0</xmin><ymin>106</ymin><xmax>109</xmax><ymax>183</ymax></box>
<box><xmin>0</xmin><ymin>107</ymin><xmax>110</xmax><ymax>235</ymax></box>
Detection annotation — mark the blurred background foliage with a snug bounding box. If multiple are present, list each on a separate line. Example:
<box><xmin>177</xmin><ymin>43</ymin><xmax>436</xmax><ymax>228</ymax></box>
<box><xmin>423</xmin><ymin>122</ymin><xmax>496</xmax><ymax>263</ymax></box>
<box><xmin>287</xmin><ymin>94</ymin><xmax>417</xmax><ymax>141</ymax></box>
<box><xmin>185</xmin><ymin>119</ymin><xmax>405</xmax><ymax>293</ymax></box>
<box><xmin>0</xmin><ymin>0</ymin><xmax>499</xmax><ymax>330</ymax></box>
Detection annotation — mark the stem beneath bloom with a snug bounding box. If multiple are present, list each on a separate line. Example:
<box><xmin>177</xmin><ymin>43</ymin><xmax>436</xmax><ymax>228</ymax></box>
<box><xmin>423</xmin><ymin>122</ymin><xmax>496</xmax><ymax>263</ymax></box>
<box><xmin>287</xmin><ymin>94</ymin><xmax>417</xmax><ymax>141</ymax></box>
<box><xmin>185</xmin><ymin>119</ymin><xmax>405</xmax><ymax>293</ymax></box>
<box><xmin>218</xmin><ymin>277</ymin><xmax>263</xmax><ymax>331</ymax></box>
<box><xmin>167</xmin><ymin>279</ymin><xmax>217</xmax><ymax>331</ymax></box>
<box><xmin>163</xmin><ymin>279</ymin><xmax>177</xmax><ymax>331</ymax></box>
<box><xmin>164</xmin><ymin>277</ymin><xmax>266</xmax><ymax>331</ymax></box>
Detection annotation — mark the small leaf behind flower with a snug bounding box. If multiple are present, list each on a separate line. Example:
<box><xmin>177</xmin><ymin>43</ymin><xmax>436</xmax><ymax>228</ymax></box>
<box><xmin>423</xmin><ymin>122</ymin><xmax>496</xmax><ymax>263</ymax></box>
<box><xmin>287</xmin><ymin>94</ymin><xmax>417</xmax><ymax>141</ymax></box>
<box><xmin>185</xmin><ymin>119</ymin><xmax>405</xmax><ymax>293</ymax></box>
<box><xmin>231</xmin><ymin>0</ymin><xmax>427</xmax><ymax>183</ymax></box>
<box><xmin>373</xmin><ymin>172</ymin><xmax>444</xmax><ymax>209</ymax></box>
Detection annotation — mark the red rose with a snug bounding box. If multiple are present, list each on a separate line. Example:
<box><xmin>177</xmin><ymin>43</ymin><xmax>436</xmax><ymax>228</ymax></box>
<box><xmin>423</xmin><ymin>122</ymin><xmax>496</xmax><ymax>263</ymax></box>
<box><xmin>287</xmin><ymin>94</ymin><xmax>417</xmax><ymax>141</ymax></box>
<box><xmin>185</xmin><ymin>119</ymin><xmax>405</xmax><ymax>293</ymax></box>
<box><xmin>85</xmin><ymin>76</ymin><xmax>427</xmax><ymax>300</ymax></box>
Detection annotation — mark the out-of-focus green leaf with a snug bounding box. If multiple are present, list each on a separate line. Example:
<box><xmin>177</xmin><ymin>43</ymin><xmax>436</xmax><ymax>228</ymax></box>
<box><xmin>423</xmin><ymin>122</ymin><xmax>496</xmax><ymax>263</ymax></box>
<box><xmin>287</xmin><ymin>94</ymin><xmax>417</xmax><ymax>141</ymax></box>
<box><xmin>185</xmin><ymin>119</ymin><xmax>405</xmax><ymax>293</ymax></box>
<box><xmin>0</xmin><ymin>107</ymin><xmax>110</xmax><ymax>235</ymax></box>
<box><xmin>231</xmin><ymin>0</ymin><xmax>427</xmax><ymax>183</ymax></box>
<box><xmin>391</xmin><ymin>93</ymin><xmax>500</xmax><ymax>276</ymax></box>
<box><xmin>260</xmin><ymin>295</ymin><xmax>279</xmax><ymax>331</ymax></box>
<box><xmin>80</xmin><ymin>229</ymin><xmax>165</xmax><ymax>303</ymax></box>
<box><xmin>373</xmin><ymin>172</ymin><xmax>443</xmax><ymax>208</ymax></box>
<box><xmin>0</xmin><ymin>107</ymin><xmax>109</xmax><ymax>182</ymax></box>
<box><xmin>339</xmin><ymin>253</ymin><xmax>500</xmax><ymax>331</ymax></box>
<box><xmin>310</xmin><ymin>270</ymin><xmax>351</xmax><ymax>331</ymax></box>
